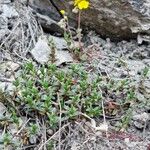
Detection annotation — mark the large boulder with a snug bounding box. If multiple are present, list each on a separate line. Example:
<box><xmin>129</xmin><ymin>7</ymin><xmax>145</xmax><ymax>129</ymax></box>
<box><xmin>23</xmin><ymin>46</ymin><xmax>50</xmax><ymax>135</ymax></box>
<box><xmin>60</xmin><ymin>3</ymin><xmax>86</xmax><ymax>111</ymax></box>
<box><xmin>30</xmin><ymin>0</ymin><xmax>150</xmax><ymax>40</ymax></box>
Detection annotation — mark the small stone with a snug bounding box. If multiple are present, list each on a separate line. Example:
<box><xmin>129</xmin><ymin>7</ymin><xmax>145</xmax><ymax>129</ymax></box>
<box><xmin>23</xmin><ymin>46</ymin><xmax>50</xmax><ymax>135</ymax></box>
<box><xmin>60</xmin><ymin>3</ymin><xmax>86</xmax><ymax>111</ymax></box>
<box><xmin>71</xmin><ymin>141</ymin><xmax>79</xmax><ymax>150</ymax></box>
<box><xmin>31</xmin><ymin>36</ymin><xmax>50</xmax><ymax>64</ymax></box>
<box><xmin>49</xmin><ymin>35</ymin><xmax>67</xmax><ymax>50</ymax></box>
<box><xmin>143</xmin><ymin>81</ymin><xmax>150</xmax><ymax>94</ymax></box>
<box><xmin>47</xmin><ymin>129</ymin><xmax>53</xmax><ymax>135</ymax></box>
<box><xmin>136</xmin><ymin>93</ymin><xmax>145</xmax><ymax>102</ymax></box>
<box><xmin>29</xmin><ymin>135</ymin><xmax>37</xmax><ymax>144</ymax></box>
<box><xmin>124</xmin><ymin>138</ymin><xmax>130</xmax><ymax>143</ymax></box>
<box><xmin>133</xmin><ymin>112</ymin><xmax>149</xmax><ymax>129</ymax></box>
<box><xmin>0</xmin><ymin>16</ymin><xmax>8</xmax><ymax>29</ymax></box>
<box><xmin>0</xmin><ymin>102</ymin><xmax>7</xmax><ymax>114</ymax></box>
<box><xmin>8</xmin><ymin>123</ymin><xmax>18</xmax><ymax>135</ymax></box>
<box><xmin>133</xmin><ymin>112</ymin><xmax>149</xmax><ymax>122</ymax></box>
<box><xmin>55</xmin><ymin>50</ymin><xmax>73</xmax><ymax>66</ymax></box>
<box><xmin>1</xmin><ymin>5</ymin><xmax>19</xmax><ymax>18</ymax></box>
<box><xmin>95</xmin><ymin>131</ymin><xmax>102</xmax><ymax>136</ymax></box>
<box><xmin>133</xmin><ymin>121</ymin><xmax>145</xmax><ymax>129</ymax></box>
<box><xmin>0</xmin><ymin>82</ymin><xmax>15</xmax><ymax>93</ymax></box>
<box><xmin>0</xmin><ymin>0</ymin><xmax>11</xmax><ymax>3</ymax></box>
<box><xmin>0</xmin><ymin>61</ymin><xmax>20</xmax><ymax>73</ymax></box>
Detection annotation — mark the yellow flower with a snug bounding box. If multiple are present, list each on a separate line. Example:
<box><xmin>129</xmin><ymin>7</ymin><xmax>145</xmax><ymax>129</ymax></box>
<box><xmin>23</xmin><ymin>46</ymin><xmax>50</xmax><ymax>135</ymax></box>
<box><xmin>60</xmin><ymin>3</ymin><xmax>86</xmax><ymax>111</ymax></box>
<box><xmin>60</xmin><ymin>10</ymin><xmax>65</xmax><ymax>15</ymax></box>
<box><xmin>74</xmin><ymin>0</ymin><xmax>89</xmax><ymax>10</ymax></box>
<box><xmin>78</xmin><ymin>1</ymin><xmax>89</xmax><ymax>9</ymax></box>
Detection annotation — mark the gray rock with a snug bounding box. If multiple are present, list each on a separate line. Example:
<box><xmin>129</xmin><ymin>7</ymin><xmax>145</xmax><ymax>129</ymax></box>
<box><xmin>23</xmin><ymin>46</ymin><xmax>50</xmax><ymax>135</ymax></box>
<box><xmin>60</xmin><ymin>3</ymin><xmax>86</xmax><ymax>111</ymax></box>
<box><xmin>36</xmin><ymin>13</ymin><xmax>63</xmax><ymax>34</ymax></box>
<box><xmin>31</xmin><ymin>36</ymin><xmax>73</xmax><ymax>65</ymax></box>
<box><xmin>8</xmin><ymin>123</ymin><xmax>18</xmax><ymax>135</ymax></box>
<box><xmin>133</xmin><ymin>112</ymin><xmax>149</xmax><ymax>129</ymax></box>
<box><xmin>1</xmin><ymin>4</ymin><xmax>19</xmax><ymax>18</ymax></box>
<box><xmin>133</xmin><ymin>121</ymin><xmax>146</xmax><ymax>130</ymax></box>
<box><xmin>0</xmin><ymin>16</ymin><xmax>8</xmax><ymax>29</ymax></box>
<box><xmin>136</xmin><ymin>93</ymin><xmax>145</xmax><ymax>102</ymax></box>
<box><xmin>55</xmin><ymin>50</ymin><xmax>73</xmax><ymax>66</ymax></box>
<box><xmin>0</xmin><ymin>0</ymin><xmax>11</xmax><ymax>3</ymax></box>
<box><xmin>29</xmin><ymin>135</ymin><xmax>37</xmax><ymax>144</ymax></box>
<box><xmin>31</xmin><ymin>36</ymin><xmax>51</xmax><ymax>64</ymax></box>
<box><xmin>133</xmin><ymin>112</ymin><xmax>149</xmax><ymax>122</ymax></box>
<box><xmin>143</xmin><ymin>81</ymin><xmax>150</xmax><ymax>95</ymax></box>
<box><xmin>0</xmin><ymin>102</ymin><xmax>7</xmax><ymax>114</ymax></box>
<box><xmin>0</xmin><ymin>61</ymin><xmax>20</xmax><ymax>74</ymax></box>
<box><xmin>127</xmin><ymin>60</ymin><xmax>146</xmax><ymax>76</ymax></box>
<box><xmin>49</xmin><ymin>35</ymin><xmax>67</xmax><ymax>50</ymax></box>
<box><xmin>31</xmin><ymin>0</ymin><xmax>150</xmax><ymax>40</ymax></box>
<box><xmin>0</xmin><ymin>82</ymin><xmax>15</xmax><ymax>93</ymax></box>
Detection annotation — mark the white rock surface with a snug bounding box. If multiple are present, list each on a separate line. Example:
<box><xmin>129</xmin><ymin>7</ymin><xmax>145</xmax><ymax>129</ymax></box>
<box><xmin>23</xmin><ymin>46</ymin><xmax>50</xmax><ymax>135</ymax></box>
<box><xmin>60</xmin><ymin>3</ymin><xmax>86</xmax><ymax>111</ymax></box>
<box><xmin>0</xmin><ymin>102</ymin><xmax>7</xmax><ymax>114</ymax></box>
<box><xmin>31</xmin><ymin>36</ymin><xmax>73</xmax><ymax>65</ymax></box>
<box><xmin>1</xmin><ymin>4</ymin><xmax>19</xmax><ymax>18</ymax></box>
<box><xmin>31</xmin><ymin>36</ymin><xmax>50</xmax><ymax>64</ymax></box>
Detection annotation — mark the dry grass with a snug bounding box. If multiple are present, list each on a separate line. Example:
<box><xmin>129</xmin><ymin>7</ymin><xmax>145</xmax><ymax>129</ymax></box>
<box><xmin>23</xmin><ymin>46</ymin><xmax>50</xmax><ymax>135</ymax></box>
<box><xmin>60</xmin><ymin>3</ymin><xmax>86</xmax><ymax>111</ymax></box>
<box><xmin>0</xmin><ymin>2</ymin><xmax>42</xmax><ymax>63</ymax></box>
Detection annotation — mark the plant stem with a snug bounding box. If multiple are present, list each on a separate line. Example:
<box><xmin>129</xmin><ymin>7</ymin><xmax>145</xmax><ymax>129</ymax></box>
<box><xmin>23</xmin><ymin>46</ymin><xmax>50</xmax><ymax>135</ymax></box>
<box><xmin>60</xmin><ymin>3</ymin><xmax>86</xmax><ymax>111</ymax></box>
<box><xmin>78</xmin><ymin>10</ymin><xmax>82</xmax><ymax>50</ymax></box>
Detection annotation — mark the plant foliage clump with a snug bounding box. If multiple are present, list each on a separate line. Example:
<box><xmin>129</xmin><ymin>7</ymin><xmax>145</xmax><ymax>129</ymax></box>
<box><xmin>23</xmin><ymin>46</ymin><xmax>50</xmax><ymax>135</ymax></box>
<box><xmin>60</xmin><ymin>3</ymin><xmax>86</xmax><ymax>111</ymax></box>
<box><xmin>13</xmin><ymin>62</ymin><xmax>102</xmax><ymax>127</ymax></box>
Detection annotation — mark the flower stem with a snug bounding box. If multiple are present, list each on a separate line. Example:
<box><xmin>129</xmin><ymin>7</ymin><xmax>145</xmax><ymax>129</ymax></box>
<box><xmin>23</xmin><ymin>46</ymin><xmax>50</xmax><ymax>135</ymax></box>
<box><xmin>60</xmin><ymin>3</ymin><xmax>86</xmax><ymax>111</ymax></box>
<box><xmin>78</xmin><ymin>10</ymin><xmax>82</xmax><ymax>51</ymax></box>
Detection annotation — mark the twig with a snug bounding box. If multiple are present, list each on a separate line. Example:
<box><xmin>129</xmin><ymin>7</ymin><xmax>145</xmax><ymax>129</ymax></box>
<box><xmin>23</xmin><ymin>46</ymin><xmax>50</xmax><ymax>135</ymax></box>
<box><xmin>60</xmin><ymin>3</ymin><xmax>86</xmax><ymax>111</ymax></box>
<box><xmin>16</xmin><ymin>118</ymin><xmax>30</xmax><ymax>135</ymax></box>
<box><xmin>77</xmin><ymin>10</ymin><xmax>82</xmax><ymax>50</ymax></box>
<box><xmin>42</xmin><ymin>118</ymin><xmax>47</xmax><ymax>150</ymax></box>
<box><xmin>58</xmin><ymin>93</ymin><xmax>62</xmax><ymax>150</ymax></box>
<box><xmin>38</xmin><ymin>123</ymin><xmax>70</xmax><ymax>150</ymax></box>
<box><xmin>101</xmin><ymin>99</ymin><xmax>108</xmax><ymax>138</ymax></box>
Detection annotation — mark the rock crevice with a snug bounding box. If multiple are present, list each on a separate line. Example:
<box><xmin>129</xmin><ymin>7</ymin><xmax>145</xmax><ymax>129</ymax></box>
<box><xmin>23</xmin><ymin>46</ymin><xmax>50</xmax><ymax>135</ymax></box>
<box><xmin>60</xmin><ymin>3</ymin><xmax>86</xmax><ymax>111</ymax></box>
<box><xmin>31</xmin><ymin>0</ymin><xmax>150</xmax><ymax>40</ymax></box>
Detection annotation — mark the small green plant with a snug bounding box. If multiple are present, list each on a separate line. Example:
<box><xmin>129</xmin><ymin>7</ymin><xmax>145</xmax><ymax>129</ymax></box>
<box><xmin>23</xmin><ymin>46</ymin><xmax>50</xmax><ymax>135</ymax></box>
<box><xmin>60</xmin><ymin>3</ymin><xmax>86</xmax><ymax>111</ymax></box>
<box><xmin>1</xmin><ymin>133</ymin><xmax>12</xmax><ymax>146</ymax></box>
<box><xmin>142</xmin><ymin>66</ymin><xmax>149</xmax><ymax>78</ymax></box>
<box><xmin>13</xmin><ymin>62</ymin><xmax>103</xmax><ymax>128</ymax></box>
<box><xmin>0</xmin><ymin>133</ymin><xmax>20</xmax><ymax>149</ymax></box>
<box><xmin>120</xmin><ymin>108</ymin><xmax>133</xmax><ymax>131</ymax></box>
<box><xmin>58</xmin><ymin>0</ymin><xmax>90</xmax><ymax>58</ymax></box>
<box><xmin>48</xmin><ymin>38</ymin><xmax>57</xmax><ymax>64</ymax></box>
<box><xmin>0</xmin><ymin>60</ymin><xmax>142</xmax><ymax>148</ymax></box>
<box><xmin>12</xmin><ymin>62</ymin><xmax>139</xmax><ymax>130</ymax></box>
<box><xmin>28</xmin><ymin>123</ymin><xmax>39</xmax><ymax>135</ymax></box>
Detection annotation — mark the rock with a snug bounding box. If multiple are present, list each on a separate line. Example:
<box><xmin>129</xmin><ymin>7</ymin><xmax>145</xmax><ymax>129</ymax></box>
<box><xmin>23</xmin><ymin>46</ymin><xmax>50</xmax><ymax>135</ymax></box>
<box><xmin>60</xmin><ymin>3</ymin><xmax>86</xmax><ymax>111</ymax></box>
<box><xmin>0</xmin><ymin>0</ymin><xmax>11</xmax><ymax>3</ymax></box>
<box><xmin>0</xmin><ymin>29</ymin><xmax>9</xmax><ymax>42</ymax></box>
<box><xmin>31</xmin><ymin>0</ymin><xmax>150</xmax><ymax>40</ymax></box>
<box><xmin>143</xmin><ymin>81</ymin><xmax>150</xmax><ymax>95</ymax></box>
<box><xmin>0</xmin><ymin>61</ymin><xmax>20</xmax><ymax>77</ymax></box>
<box><xmin>133</xmin><ymin>121</ymin><xmax>146</xmax><ymax>130</ymax></box>
<box><xmin>127</xmin><ymin>60</ymin><xmax>146</xmax><ymax>76</ymax></box>
<box><xmin>31</xmin><ymin>36</ymin><xmax>73</xmax><ymax>65</ymax></box>
<box><xmin>0</xmin><ymin>16</ymin><xmax>8</xmax><ymax>29</ymax></box>
<box><xmin>0</xmin><ymin>61</ymin><xmax>20</xmax><ymax>71</ymax></box>
<box><xmin>55</xmin><ymin>50</ymin><xmax>73</xmax><ymax>66</ymax></box>
<box><xmin>1</xmin><ymin>4</ymin><xmax>19</xmax><ymax>18</ymax></box>
<box><xmin>133</xmin><ymin>112</ymin><xmax>149</xmax><ymax>122</ymax></box>
<box><xmin>8</xmin><ymin>123</ymin><xmax>18</xmax><ymax>135</ymax></box>
<box><xmin>0</xmin><ymin>82</ymin><xmax>15</xmax><ymax>93</ymax></box>
<box><xmin>49</xmin><ymin>36</ymin><xmax>67</xmax><ymax>50</ymax></box>
<box><xmin>133</xmin><ymin>112</ymin><xmax>149</xmax><ymax>129</ymax></box>
<box><xmin>36</xmin><ymin>13</ymin><xmax>63</xmax><ymax>34</ymax></box>
<box><xmin>31</xmin><ymin>36</ymin><xmax>50</xmax><ymax>64</ymax></box>
<box><xmin>29</xmin><ymin>135</ymin><xmax>37</xmax><ymax>144</ymax></box>
<box><xmin>136</xmin><ymin>93</ymin><xmax>145</xmax><ymax>102</ymax></box>
<box><xmin>47</xmin><ymin>129</ymin><xmax>53</xmax><ymax>136</ymax></box>
<box><xmin>0</xmin><ymin>102</ymin><xmax>7</xmax><ymax>114</ymax></box>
